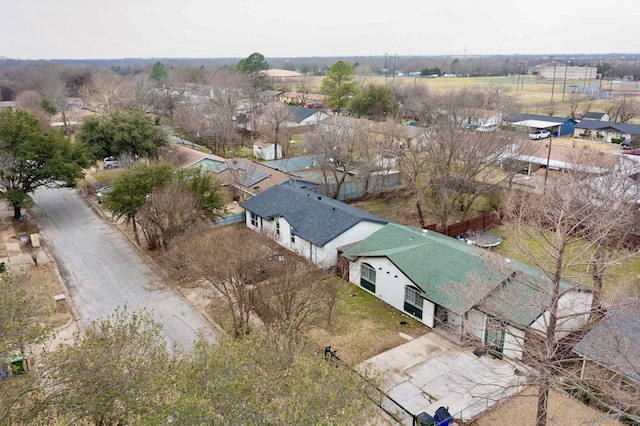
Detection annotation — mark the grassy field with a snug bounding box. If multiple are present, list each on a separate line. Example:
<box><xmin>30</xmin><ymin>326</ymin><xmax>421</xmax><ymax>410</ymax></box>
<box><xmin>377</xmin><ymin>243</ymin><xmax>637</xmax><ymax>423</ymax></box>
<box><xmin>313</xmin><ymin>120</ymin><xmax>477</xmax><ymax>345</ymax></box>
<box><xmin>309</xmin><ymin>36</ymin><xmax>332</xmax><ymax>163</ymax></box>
<box><xmin>298</xmin><ymin>74</ymin><xmax>640</xmax><ymax>122</ymax></box>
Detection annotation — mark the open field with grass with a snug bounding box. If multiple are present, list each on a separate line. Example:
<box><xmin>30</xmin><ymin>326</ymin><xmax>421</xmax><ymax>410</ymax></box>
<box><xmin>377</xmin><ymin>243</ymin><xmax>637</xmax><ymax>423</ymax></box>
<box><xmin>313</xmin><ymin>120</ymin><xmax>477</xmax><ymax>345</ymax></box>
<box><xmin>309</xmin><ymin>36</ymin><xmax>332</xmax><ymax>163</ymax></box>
<box><xmin>301</xmin><ymin>74</ymin><xmax>640</xmax><ymax>122</ymax></box>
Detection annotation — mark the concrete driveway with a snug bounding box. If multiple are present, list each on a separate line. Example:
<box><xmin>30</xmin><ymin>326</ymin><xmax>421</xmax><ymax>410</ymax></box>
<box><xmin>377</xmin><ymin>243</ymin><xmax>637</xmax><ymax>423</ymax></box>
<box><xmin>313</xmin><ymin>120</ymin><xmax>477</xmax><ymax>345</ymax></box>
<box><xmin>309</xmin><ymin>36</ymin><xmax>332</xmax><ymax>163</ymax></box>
<box><xmin>359</xmin><ymin>332</ymin><xmax>530</xmax><ymax>423</ymax></box>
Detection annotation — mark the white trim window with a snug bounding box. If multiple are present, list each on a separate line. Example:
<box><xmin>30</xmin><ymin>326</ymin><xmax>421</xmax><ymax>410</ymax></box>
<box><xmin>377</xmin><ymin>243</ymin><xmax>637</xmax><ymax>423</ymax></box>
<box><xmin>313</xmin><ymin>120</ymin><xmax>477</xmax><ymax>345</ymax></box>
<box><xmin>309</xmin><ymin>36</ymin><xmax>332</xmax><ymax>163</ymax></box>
<box><xmin>404</xmin><ymin>286</ymin><xmax>423</xmax><ymax>309</ymax></box>
<box><xmin>250</xmin><ymin>212</ymin><xmax>259</xmax><ymax>227</ymax></box>
<box><xmin>361</xmin><ymin>263</ymin><xmax>376</xmax><ymax>284</ymax></box>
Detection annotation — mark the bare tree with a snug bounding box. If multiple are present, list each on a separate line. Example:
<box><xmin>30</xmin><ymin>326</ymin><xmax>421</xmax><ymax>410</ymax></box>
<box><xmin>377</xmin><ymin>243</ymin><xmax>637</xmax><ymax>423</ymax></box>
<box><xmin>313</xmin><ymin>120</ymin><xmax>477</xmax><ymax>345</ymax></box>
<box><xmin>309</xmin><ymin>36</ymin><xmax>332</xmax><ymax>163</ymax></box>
<box><xmin>136</xmin><ymin>182</ymin><xmax>199</xmax><ymax>250</ymax></box>
<box><xmin>258</xmin><ymin>102</ymin><xmax>294</xmax><ymax>159</ymax></box>
<box><xmin>565</xmin><ymin>93</ymin><xmax>588</xmax><ymax>120</ymax></box>
<box><xmin>166</xmin><ymin>226</ymin><xmax>275</xmax><ymax>337</ymax></box>
<box><xmin>251</xmin><ymin>257</ymin><xmax>328</xmax><ymax>335</ymax></box>
<box><xmin>604</xmin><ymin>95</ymin><xmax>640</xmax><ymax>123</ymax></box>
<box><xmin>305</xmin><ymin>118</ymin><xmax>368</xmax><ymax>199</ymax></box>
<box><xmin>15</xmin><ymin>90</ymin><xmax>49</xmax><ymax>129</ymax></box>
<box><xmin>78</xmin><ymin>71</ymin><xmax>132</xmax><ymax>114</ymax></box>
<box><xmin>494</xmin><ymin>155</ymin><xmax>640</xmax><ymax>426</ymax></box>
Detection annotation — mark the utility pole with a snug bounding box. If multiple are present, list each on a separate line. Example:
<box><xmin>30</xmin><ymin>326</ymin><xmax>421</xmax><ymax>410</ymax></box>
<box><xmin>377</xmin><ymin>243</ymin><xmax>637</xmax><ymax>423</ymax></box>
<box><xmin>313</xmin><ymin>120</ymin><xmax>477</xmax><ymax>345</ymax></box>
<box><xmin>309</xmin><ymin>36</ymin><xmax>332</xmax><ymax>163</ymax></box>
<box><xmin>384</xmin><ymin>53</ymin><xmax>388</xmax><ymax>85</ymax></box>
<box><xmin>562</xmin><ymin>62</ymin><xmax>568</xmax><ymax>101</ymax></box>
<box><xmin>392</xmin><ymin>53</ymin><xmax>397</xmax><ymax>84</ymax></box>
<box><xmin>544</xmin><ymin>133</ymin><xmax>553</xmax><ymax>194</ymax></box>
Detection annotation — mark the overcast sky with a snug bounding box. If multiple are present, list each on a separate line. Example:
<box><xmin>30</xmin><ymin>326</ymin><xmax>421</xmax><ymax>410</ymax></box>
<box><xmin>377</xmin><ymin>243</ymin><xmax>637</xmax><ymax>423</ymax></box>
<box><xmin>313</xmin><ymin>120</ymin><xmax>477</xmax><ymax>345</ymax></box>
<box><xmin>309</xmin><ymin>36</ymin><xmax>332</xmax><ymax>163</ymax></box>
<box><xmin>3</xmin><ymin>0</ymin><xmax>637</xmax><ymax>60</ymax></box>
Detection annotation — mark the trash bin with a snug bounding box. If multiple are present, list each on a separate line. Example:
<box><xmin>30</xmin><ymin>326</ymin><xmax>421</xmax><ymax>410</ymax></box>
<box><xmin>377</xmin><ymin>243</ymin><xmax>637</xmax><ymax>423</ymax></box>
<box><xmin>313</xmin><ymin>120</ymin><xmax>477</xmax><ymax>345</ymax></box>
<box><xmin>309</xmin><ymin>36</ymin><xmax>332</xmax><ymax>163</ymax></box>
<box><xmin>417</xmin><ymin>412</ymin><xmax>435</xmax><ymax>426</ymax></box>
<box><xmin>434</xmin><ymin>406</ymin><xmax>452</xmax><ymax>426</ymax></box>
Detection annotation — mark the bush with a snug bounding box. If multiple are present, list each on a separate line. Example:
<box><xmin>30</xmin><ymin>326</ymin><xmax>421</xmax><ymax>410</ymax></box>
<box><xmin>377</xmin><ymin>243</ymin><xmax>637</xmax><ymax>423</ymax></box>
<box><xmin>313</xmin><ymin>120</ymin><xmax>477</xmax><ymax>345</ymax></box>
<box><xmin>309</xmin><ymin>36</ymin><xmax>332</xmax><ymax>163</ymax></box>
<box><xmin>611</xmin><ymin>137</ymin><xmax>624</xmax><ymax>144</ymax></box>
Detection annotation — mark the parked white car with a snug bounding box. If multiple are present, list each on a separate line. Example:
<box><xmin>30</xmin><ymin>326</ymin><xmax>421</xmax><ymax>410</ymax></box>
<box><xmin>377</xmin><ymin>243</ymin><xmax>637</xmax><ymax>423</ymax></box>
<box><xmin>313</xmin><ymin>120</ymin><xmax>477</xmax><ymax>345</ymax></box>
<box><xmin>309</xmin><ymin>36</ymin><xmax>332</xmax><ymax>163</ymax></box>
<box><xmin>529</xmin><ymin>129</ymin><xmax>551</xmax><ymax>140</ymax></box>
<box><xmin>102</xmin><ymin>156</ymin><xmax>119</xmax><ymax>169</ymax></box>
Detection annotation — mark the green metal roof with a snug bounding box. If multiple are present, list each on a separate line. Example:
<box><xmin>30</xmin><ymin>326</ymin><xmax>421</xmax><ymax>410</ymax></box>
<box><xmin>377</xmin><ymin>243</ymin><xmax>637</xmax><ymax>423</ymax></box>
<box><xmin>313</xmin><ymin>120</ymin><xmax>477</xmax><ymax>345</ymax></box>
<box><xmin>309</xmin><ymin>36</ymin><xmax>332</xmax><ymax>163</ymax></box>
<box><xmin>344</xmin><ymin>223</ymin><xmax>506</xmax><ymax>315</ymax></box>
<box><xmin>344</xmin><ymin>223</ymin><xmax>584</xmax><ymax>323</ymax></box>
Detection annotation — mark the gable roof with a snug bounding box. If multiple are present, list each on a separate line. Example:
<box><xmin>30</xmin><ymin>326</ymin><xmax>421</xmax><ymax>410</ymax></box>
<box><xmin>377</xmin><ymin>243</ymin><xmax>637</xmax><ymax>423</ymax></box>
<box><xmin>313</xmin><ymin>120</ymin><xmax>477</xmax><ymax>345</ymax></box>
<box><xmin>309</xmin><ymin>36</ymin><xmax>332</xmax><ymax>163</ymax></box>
<box><xmin>286</xmin><ymin>105</ymin><xmax>321</xmax><ymax>124</ymax></box>
<box><xmin>343</xmin><ymin>223</ymin><xmax>504</xmax><ymax>315</ymax></box>
<box><xmin>573</xmin><ymin>297</ymin><xmax>640</xmax><ymax>382</ymax></box>
<box><xmin>343</xmin><ymin>223</ymin><xmax>581</xmax><ymax>324</ymax></box>
<box><xmin>240</xmin><ymin>185</ymin><xmax>388</xmax><ymax>246</ymax></box>
<box><xmin>582</xmin><ymin>111</ymin><xmax>608</xmax><ymax>120</ymax></box>
<box><xmin>575</xmin><ymin>120</ymin><xmax>640</xmax><ymax>135</ymax></box>
<box><xmin>186</xmin><ymin>156</ymin><xmax>291</xmax><ymax>197</ymax></box>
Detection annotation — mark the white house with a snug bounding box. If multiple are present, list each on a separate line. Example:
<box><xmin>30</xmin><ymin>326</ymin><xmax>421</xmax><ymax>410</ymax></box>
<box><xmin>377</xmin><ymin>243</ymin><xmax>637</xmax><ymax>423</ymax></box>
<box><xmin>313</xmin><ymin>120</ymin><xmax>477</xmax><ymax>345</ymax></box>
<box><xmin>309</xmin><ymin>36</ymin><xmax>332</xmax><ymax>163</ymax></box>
<box><xmin>240</xmin><ymin>185</ymin><xmax>388</xmax><ymax>268</ymax></box>
<box><xmin>343</xmin><ymin>223</ymin><xmax>593</xmax><ymax>361</ymax></box>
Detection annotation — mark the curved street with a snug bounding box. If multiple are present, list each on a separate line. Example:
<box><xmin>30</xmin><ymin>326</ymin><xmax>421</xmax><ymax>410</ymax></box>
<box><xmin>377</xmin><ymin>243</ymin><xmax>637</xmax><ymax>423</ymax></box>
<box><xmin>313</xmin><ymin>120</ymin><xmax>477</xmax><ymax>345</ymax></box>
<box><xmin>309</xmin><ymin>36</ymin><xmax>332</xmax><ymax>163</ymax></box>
<box><xmin>32</xmin><ymin>186</ymin><xmax>220</xmax><ymax>350</ymax></box>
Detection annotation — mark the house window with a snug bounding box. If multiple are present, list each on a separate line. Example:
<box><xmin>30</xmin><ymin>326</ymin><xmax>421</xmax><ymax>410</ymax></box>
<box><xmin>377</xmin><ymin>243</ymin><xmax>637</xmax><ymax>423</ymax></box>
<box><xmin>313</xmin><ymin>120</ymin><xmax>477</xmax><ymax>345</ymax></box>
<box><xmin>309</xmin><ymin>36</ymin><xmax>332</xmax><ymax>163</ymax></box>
<box><xmin>360</xmin><ymin>263</ymin><xmax>376</xmax><ymax>293</ymax></box>
<box><xmin>250</xmin><ymin>212</ymin><xmax>259</xmax><ymax>228</ymax></box>
<box><xmin>290</xmin><ymin>227</ymin><xmax>295</xmax><ymax>245</ymax></box>
<box><xmin>276</xmin><ymin>220</ymin><xmax>280</xmax><ymax>236</ymax></box>
<box><xmin>404</xmin><ymin>286</ymin><xmax>423</xmax><ymax>319</ymax></box>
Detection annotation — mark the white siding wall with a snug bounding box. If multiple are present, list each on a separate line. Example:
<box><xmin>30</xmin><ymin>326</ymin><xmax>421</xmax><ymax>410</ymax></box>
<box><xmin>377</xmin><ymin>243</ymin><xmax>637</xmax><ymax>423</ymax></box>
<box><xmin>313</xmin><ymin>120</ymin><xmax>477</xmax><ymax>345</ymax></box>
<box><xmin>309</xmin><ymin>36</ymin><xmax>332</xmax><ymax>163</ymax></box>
<box><xmin>349</xmin><ymin>257</ymin><xmax>435</xmax><ymax>328</ymax></box>
<box><xmin>465</xmin><ymin>310</ymin><xmax>486</xmax><ymax>341</ymax></box>
<box><xmin>503</xmin><ymin>326</ymin><xmax>525</xmax><ymax>360</ymax></box>
<box><xmin>317</xmin><ymin>222</ymin><xmax>385</xmax><ymax>268</ymax></box>
<box><xmin>244</xmin><ymin>211</ymin><xmax>384</xmax><ymax>268</ymax></box>
<box><xmin>530</xmin><ymin>290</ymin><xmax>593</xmax><ymax>338</ymax></box>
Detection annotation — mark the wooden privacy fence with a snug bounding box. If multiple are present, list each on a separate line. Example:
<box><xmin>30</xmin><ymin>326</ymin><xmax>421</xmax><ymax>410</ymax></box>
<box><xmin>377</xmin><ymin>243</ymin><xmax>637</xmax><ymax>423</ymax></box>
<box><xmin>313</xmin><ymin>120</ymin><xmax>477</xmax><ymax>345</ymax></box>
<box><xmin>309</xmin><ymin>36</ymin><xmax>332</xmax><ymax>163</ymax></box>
<box><xmin>424</xmin><ymin>210</ymin><xmax>503</xmax><ymax>237</ymax></box>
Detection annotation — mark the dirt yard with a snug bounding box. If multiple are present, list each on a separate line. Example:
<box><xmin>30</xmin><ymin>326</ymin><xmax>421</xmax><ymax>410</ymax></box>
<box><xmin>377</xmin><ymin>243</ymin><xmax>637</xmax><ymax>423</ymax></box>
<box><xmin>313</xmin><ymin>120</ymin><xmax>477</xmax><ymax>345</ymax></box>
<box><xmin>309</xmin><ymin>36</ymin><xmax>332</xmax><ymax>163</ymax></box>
<box><xmin>472</xmin><ymin>386</ymin><xmax>624</xmax><ymax>426</ymax></box>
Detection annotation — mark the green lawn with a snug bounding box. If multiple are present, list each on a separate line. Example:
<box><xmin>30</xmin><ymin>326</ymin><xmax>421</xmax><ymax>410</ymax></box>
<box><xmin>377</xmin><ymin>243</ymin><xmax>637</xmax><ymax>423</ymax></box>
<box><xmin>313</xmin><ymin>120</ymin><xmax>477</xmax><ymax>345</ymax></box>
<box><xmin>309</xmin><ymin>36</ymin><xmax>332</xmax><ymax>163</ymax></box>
<box><xmin>492</xmin><ymin>226</ymin><xmax>640</xmax><ymax>299</ymax></box>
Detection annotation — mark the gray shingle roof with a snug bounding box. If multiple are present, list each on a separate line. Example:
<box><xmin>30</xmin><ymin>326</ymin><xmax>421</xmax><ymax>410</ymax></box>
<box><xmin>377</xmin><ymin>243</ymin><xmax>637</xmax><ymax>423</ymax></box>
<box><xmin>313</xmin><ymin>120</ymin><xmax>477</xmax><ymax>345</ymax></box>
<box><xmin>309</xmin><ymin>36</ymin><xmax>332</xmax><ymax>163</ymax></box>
<box><xmin>286</xmin><ymin>105</ymin><xmax>319</xmax><ymax>123</ymax></box>
<box><xmin>575</xmin><ymin>120</ymin><xmax>640</xmax><ymax>135</ymax></box>
<box><xmin>240</xmin><ymin>185</ymin><xmax>388</xmax><ymax>246</ymax></box>
<box><xmin>573</xmin><ymin>297</ymin><xmax>640</xmax><ymax>382</ymax></box>
<box><xmin>582</xmin><ymin>111</ymin><xmax>607</xmax><ymax>120</ymax></box>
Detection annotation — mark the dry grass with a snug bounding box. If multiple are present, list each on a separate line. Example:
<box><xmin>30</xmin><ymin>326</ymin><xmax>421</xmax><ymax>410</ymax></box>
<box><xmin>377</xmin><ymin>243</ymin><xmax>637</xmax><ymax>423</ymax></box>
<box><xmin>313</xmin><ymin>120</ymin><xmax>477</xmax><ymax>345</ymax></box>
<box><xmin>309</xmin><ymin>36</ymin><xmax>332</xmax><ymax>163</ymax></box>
<box><xmin>25</xmin><ymin>264</ymin><xmax>71</xmax><ymax>329</ymax></box>
<box><xmin>472</xmin><ymin>386</ymin><xmax>624</xmax><ymax>426</ymax></box>
<box><xmin>306</xmin><ymin>283</ymin><xmax>429</xmax><ymax>365</ymax></box>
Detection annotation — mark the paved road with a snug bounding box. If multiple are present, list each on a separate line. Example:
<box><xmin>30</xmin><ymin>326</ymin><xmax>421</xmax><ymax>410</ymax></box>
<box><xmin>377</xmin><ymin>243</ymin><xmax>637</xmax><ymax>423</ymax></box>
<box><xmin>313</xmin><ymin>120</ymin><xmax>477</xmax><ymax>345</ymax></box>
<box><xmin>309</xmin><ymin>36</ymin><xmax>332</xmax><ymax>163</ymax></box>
<box><xmin>32</xmin><ymin>186</ymin><xmax>220</xmax><ymax>350</ymax></box>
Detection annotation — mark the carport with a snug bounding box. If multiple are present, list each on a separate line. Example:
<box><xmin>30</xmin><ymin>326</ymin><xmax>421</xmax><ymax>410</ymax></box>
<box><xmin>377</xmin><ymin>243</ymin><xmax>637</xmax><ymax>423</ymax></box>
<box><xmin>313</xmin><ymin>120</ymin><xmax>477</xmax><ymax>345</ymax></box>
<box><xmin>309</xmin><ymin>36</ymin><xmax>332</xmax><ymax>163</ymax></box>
<box><xmin>512</xmin><ymin>119</ymin><xmax>561</xmax><ymax>137</ymax></box>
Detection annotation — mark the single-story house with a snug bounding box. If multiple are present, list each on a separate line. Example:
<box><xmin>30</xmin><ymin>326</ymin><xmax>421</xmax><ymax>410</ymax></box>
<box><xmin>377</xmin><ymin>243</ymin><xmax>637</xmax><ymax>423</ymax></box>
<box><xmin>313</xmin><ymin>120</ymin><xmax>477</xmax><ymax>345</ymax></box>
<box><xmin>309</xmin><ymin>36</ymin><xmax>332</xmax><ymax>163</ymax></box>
<box><xmin>261</xmin><ymin>154</ymin><xmax>402</xmax><ymax>201</ymax></box>
<box><xmin>507</xmin><ymin>113</ymin><xmax>577</xmax><ymax>137</ymax></box>
<box><xmin>185</xmin><ymin>156</ymin><xmax>291</xmax><ymax>202</ymax></box>
<box><xmin>581</xmin><ymin>111</ymin><xmax>609</xmax><ymax>121</ymax></box>
<box><xmin>572</xmin><ymin>297</ymin><xmax>640</xmax><ymax>420</ymax></box>
<box><xmin>284</xmin><ymin>105</ymin><xmax>330</xmax><ymax>127</ymax></box>
<box><xmin>573</xmin><ymin>120</ymin><xmax>640</xmax><ymax>146</ymax></box>
<box><xmin>342</xmin><ymin>223</ymin><xmax>593</xmax><ymax>361</ymax></box>
<box><xmin>240</xmin><ymin>185</ymin><xmax>388</xmax><ymax>268</ymax></box>
<box><xmin>253</xmin><ymin>140</ymin><xmax>283</xmax><ymax>161</ymax></box>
